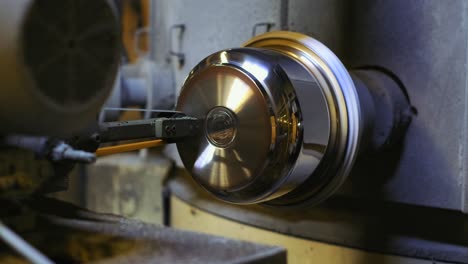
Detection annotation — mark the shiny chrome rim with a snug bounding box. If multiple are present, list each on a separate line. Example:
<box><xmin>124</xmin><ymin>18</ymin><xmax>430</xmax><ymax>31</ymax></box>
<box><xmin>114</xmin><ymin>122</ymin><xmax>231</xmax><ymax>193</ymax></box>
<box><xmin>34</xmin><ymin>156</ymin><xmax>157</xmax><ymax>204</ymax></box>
<box><xmin>244</xmin><ymin>31</ymin><xmax>362</xmax><ymax>206</ymax></box>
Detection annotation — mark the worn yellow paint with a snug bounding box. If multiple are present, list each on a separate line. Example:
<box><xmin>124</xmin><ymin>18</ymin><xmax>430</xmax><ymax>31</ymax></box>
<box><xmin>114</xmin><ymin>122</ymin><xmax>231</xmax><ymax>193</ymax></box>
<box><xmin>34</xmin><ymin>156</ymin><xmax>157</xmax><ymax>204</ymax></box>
<box><xmin>170</xmin><ymin>196</ymin><xmax>443</xmax><ymax>264</ymax></box>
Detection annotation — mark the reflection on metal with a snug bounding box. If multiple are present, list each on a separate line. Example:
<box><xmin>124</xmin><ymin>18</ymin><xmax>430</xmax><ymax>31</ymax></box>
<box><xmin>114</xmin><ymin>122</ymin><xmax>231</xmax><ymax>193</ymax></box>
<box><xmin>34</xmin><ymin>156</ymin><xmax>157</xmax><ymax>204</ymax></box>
<box><xmin>177</xmin><ymin>31</ymin><xmax>410</xmax><ymax>206</ymax></box>
<box><xmin>244</xmin><ymin>31</ymin><xmax>361</xmax><ymax>207</ymax></box>
<box><xmin>205</xmin><ymin>107</ymin><xmax>238</xmax><ymax>147</ymax></box>
<box><xmin>178</xmin><ymin>64</ymin><xmax>276</xmax><ymax>196</ymax></box>
<box><xmin>225</xmin><ymin>78</ymin><xmax>256</xmax><ymax>112</ymax></box>
<box><xmin>194</xmin><ymin>145</ymin><xmax>216</xmax><ymax>170</ymax></box>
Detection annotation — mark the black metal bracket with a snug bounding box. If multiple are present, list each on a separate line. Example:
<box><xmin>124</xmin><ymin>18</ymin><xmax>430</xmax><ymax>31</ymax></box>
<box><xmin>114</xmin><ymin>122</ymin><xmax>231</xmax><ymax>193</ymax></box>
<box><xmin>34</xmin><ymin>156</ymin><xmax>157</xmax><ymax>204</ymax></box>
<box><xmin>169</xmin><ymin>24</ymin><xmax>186</xmax><ymax>68</ymax></box>
<box><xmin>252</xmin><ymin>22</ymin><xmax>275</xmax><ymax>37</ymax></box>
<box><xmin>96</xmin><ymin>111</ymin><xmax>200</xmax><ymax>144</ymax></box>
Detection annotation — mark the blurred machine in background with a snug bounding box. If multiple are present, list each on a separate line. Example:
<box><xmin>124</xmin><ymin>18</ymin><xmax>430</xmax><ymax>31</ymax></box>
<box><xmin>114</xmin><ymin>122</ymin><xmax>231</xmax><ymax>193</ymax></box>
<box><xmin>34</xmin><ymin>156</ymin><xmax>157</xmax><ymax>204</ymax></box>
<box><xmin>0</xmin><ymin>0</ymin><xmax>468</xmax><ymax>264</ymax></box>
<box><xmin>0</xmin><ymin>1</ymin><xmax>285</xmax><ymax>263</ymax></box>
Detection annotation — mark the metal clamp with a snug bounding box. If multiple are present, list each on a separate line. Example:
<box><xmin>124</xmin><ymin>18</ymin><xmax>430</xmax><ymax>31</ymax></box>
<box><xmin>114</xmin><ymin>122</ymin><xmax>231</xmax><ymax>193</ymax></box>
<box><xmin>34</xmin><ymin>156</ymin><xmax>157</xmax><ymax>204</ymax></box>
<box><xmin>169</xmin><ymin>24</ymin><xmax>186</xmax><ymax>67</ymax></box>
<box><xmin>252</xmin><ymin>22</ymin><xmax>275</xmax><ymax>37</ymax></box>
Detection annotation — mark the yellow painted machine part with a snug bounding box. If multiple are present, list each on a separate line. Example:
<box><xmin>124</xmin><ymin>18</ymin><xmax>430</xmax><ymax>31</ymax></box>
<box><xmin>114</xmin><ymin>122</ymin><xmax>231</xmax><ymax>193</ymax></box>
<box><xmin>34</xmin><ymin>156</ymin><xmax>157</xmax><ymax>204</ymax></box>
<box><xmin>170</xmin><ymin>196</ymin><xmax>446</xmax><ymax>264</ymax></box>
<box><xmin>96</xmin><ymin>140</ymin><xmax>164</xmax><ymax>157</ymax></box>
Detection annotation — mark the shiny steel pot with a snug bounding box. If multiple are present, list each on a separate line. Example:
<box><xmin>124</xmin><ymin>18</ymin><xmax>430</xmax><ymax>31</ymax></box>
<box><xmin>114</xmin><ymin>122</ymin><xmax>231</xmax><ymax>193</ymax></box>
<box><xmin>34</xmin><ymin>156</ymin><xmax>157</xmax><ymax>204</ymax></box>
<box><xmin>177</xmin><ymin>31</ymin><xmax>410</xmax><ymax>207</ymax></box>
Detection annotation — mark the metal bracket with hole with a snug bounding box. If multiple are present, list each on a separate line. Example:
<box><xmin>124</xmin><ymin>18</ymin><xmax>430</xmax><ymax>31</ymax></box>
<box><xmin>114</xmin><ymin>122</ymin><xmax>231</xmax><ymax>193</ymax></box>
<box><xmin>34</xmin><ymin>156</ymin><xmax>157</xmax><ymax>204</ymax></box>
<box><xmin>252</xmin><ymin>22</ymin><xmax>275</xmax><ymax>37</ymax></box>
<box><xmin>169</xmin><ymin>24</ymin><xmax>186</xmax><ymax>67</ymax></box>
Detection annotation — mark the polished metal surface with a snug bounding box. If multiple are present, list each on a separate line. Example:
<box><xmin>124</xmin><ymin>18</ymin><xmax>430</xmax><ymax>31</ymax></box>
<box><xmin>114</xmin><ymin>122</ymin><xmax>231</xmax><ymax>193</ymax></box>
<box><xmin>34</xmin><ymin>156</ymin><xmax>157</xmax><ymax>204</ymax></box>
<box><xmin>177</xmin><ymin>63</ymin><xmax>273</xmax><ymax>194</ymax></box>
<box><xmin>205</xmin><ymin>106</ymin><xmax>238</xmax><ymax>148</ymax></box>
<box><xmin>177</xmin><ymin>48</ymin><xmax>305</xmax><ymax>203</ymax></box>
<box><xmin>244</xmin><ymin>31</ymin><xmax>363</xmax><ymax>207</ymax></box>
<box><xmin>177</xmin><ymin>32</ymin><xmax>367</xmax><ymax>206</ymax></box>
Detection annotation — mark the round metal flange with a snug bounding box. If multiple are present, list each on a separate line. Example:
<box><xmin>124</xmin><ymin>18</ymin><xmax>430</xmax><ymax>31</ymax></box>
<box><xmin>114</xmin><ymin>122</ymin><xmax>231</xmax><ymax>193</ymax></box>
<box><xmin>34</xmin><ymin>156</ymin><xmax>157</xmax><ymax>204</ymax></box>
<box><xmin>243</xmin><ymin>31</ymin><xmax>363</xmax><ymax>207</ymax></box>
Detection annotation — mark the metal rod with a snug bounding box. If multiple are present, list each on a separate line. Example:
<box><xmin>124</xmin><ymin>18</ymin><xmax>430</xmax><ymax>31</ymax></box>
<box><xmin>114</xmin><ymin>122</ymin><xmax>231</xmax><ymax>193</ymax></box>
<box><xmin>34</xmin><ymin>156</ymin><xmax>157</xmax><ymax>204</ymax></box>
<box><xmin>96</xmin><ymin>139</ymin><xmax>165</xmax><ymax>156</ymax></box>
<box><xmin>101</xmin><ymin>107</ymin><xmax>181</xmax><ymax>113</ymax></box>
<box><xmin>0</xmin><ymin>221</ymin><xmax>53</xmax><ymax>264</ymax></box>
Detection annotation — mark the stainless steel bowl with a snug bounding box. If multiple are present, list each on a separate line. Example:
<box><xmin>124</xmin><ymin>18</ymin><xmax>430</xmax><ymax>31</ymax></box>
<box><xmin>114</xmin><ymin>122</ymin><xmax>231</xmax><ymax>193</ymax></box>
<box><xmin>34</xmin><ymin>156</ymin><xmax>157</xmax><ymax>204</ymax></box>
<box><xmin>177</xmin><ymin>32</ymin><xmax>373</xmax><ymax>206</ymax></box>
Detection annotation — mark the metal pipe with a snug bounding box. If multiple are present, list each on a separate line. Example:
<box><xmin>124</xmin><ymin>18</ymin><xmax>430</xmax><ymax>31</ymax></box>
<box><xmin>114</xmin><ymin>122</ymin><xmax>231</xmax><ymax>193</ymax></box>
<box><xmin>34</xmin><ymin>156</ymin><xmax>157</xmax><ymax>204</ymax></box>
<box><xmin>0</xmin><ymin>221</ymin><xmax>53</xmax><ymax>264</ymax></box>
<box><xmin>3</xmin><ymin>135</ymin><xmax>96</xmax><ymax>163</ymax></box>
